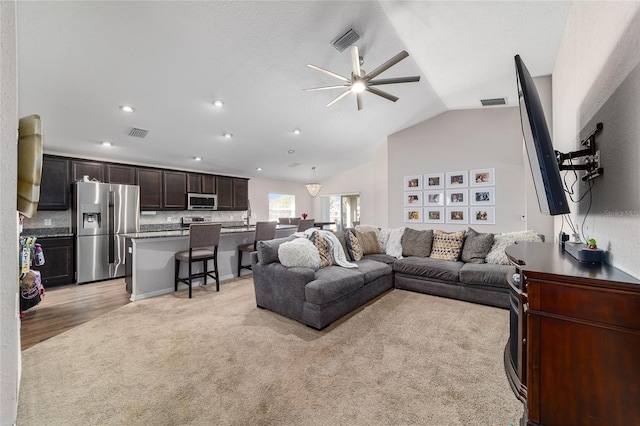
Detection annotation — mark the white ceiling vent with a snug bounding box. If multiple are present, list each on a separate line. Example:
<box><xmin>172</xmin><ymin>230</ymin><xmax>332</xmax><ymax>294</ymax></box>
<box><xmin>128</xmin><ymin>127</ymin><xmax>149</xmax><ymax>138</ymax></box>
<box><xmin>331</xmin><ymin>28</ymin><xmax>360</xmax><ymax>52</ymax></box>
<box><xmin>288</xmin><ymin>162</ymin><xmax>301</xmax><ymax>168</ymax></box>
<box><xmin>480</xmin><ymin>98</ymin><xmax>507</xmax><ymax>106</ymax></box>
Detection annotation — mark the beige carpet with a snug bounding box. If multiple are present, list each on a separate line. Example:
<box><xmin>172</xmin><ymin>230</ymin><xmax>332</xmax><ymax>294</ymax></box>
<box><xmin>18</xmin><ymin>278</ymin><xmax>523</xmax><ymax>425</ymax></box>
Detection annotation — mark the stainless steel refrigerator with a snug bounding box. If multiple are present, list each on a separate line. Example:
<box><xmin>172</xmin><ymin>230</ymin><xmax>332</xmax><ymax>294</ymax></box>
<box><xmin>73</xmin><ymin>182</ymin><xmax>140</xmax><ymax>284</ymax></box>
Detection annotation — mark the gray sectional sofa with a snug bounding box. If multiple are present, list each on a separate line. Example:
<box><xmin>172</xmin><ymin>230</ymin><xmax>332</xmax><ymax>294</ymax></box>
<box><xmin>251</xmin><ymin>228</ymin><xmax>537</xmax><ymax>329</ymax></box>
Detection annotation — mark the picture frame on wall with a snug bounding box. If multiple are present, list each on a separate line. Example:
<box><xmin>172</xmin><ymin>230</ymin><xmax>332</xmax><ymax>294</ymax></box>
<box><xmin>446</xmin><ymin>170</ymin><xmax>468</xmax><ymax>188</ymax></box>
<box><xmin>470</xmin><ymin>187</ymin><xmax>495</xmax><ymax>205</ymax></box>
<box><xmin>446</xmin><ymin>207</ymin><xmax>468</xmax><ymax>224</ymax></box>
<box><xmin>404</xmin><ymin>208</ymin><xmax>423</xmax><ymax>223</ymax></box>
<box><xmin>470</xmin><ymin>168</ymin><xmax>495</xmax><ymax>187</ymax></box>
<box><xmin>470</xmin><ymin>206</ymin><xmax>496</xmax><ymax>224</ymax></box>
<box><xmin>446</xmin><ymin>189</ymin><xmax>468</xmax><ymax>206</ymax></box>
<box><xmin>404</xmin><ymin>175</ymin><xmax>423</xmax><ymax>190</ymax></box>
<box><xmin>424</xmin><ymin>190</ymin><xmax>444</xmax><ymax>206</ymax></box>
<box><xmin>424</xmin><ymin>207</ymin><xmax>444</xmax><ymax>224</ymax></box>
<box><xmin>404</xmin><ymin>191</ymin><xmax>423</xmax><ymax>207</ymax></box>
<box><xmin>424</xmin><ymin>173</ymin><xmax>444</xmax><ymax>190</ymax></box>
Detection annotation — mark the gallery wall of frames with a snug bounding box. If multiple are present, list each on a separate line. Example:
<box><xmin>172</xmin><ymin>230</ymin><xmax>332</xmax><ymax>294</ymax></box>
<box><xmin>403</xmin><ymin>168</ymin><xmax>496</xmax><ymax>225</ymax></box>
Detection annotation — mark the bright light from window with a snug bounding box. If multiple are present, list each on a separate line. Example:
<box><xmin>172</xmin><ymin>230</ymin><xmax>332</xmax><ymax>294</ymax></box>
<box><xmin>268</xmin><ymin>193</ymin><xmax>296</xmax><ymax>221</ymax></box>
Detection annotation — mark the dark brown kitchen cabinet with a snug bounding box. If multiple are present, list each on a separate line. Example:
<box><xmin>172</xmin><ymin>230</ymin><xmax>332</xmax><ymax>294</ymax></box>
<box><xmin>233</xmin><ymin>178</ymin><xmax>249</xmax><ymax>210</ymax></box>
<box><xmin>38</xmin><ymin>155</ymin><xmax>70</xmax><ymax>210</ymax></box>
<box><xmin>136</xmin><ymin>168</ymin><xmax>162</xmax><ymax>210</ymax></box>
<box><xmin>107</xmin><ymin>164</ymin><xmax>135</xmax><ymax>185</ymax></box>
<box><xmin>71</xmin><ymin>160</ymin><xmax>104</xmax><ymax>183</ymax></box>
<box><xmin>202</xmin><ymin>174</ymin><xmax>216</xmax><ymax>194</ymax></box>
<box><xmin>187</xmin><ymin>173</ymin><xmax>202</xmax><ymax>193</ymax></box>
<box><xmin>216</xmin><ymin>176</ymin><xmax>233</xmax><ymax>209</ymax></box>
<box><xmin>163</xmin><ymin>171</ymin><xmax>186</xmax><ymax>209</ymax></box>
<box><xmin>36</xmin><ymin>236</ymin><xmax>74</xmax><ymax>286</ymax></box>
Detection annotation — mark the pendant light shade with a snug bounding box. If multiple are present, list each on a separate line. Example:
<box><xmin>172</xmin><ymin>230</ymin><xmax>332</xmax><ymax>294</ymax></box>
<box><xmin>305</xmin><ymin>167</ymin><xmax>322</xmax><ymax>197</ymax></box>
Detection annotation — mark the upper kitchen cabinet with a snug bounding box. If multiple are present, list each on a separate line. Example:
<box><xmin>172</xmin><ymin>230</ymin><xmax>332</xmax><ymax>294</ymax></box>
<box><xmin>187</xmin><ymin>173</ymin><xmax>202</xmax><ymax>193</ymax></box>
<box><xmin>71</xmin><ymin>159</ymin><xmax>104</xmax><ymax>183</ymax></box>
<box><xmin>136</xmin><ymin>168</ymin><xmax>162</xmax><ymax>210</ymax></box>
<box><xmin>202</xmin><ymin>175</ymin><xmax>216</xmax><ymax>194</ymax></box>
<box><xmin>216</xmin><ymin>176</ymin><xmax>233</xmax><ymax>209</ymax></box>
<box><xmin>38</xmin><ymin>155</ymin><xmax>70</xmax><ymax>210</ymax></box>
<box><xmin>163</xmin><ymin>171</ymin><xmax>186</xmax><ymax>209</ymax></box>
<box><xmin>107</xmin><ymin>164</ymin><xmax>136</xmax><ymax>185</ymax></box>
<box><xmin>233</xmin><ymin>178</ymin><xmax>249</xmax><ymax>210</ymax></box>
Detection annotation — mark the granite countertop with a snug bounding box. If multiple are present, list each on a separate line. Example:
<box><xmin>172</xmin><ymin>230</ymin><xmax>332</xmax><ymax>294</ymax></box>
<box><xmin>20</xmin><ymin>228</ymin><xmax>73</xmax><ymax>238</ymax></box>
<box><xmin>125</xmin><ymin>224</ymin><xmax>297</xmax><ymax>239</ymax></box>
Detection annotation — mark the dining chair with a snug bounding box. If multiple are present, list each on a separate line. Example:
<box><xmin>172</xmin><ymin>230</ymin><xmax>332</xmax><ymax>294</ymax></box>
<box><xmin>237</xmin><ymin>221</ymin><xmax>277</xmax><ymax>277</ymax></box>
<box><xmin>174</xmin><ymin>223</ymin><xmax>222</xmax><ymax>298</ymax></box>
<box><xmin>297</xmin><ymin>219</ymin><xmax>315</xmax><ymax>232</ymax></box>
<box><xmin>289</xmin><ymin>218</ymin><xmax>301</xmax><ymax>226</ymax></box>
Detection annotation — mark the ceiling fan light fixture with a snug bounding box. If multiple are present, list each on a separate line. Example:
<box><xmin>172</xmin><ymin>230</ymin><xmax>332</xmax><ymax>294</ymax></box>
<box><xmin>305</xmin><ymin>166</ymin><xmax>322</xmax><ymax>197</ymax></box>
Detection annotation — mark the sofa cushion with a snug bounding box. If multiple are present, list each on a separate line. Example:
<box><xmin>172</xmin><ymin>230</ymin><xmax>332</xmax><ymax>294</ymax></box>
<box><xmin>393</xmin><ymin>257</ymin><xmax>464</xmax><ymax>282</ymax></box>
<box><xmin>305</xmin><ymin>267</ymin><xmax>364</xmax><ymax>305</ymax></box>
<box><xmin>461</xmin><ymin>227</ymin><xmax>494</xmax><ymax>264</ymax></box>
<box><xmin>345</xmin><ymin>229</ymin><xmax>364</xmax><ymax>261</ymax></box>
<box><xmin>485</xmin><ymin>230</ymin><xmax>543</xmax><ymax>265</ymax></box>
<box><xmin>402</xmin><ymin>228</ymin><xmax>434</xmax><ymax>257</ymax></box>
<box><xmin>311</xmin><ymin>231</ymin><xmax>332</xmax><ymax>268</ymax></box>
<box><xmin>363</xmin><ymin>253</ymin><xmax>397</xmax><ymax>265</ymax></box>
<box><xmin>459</xmin><ymin>263</ymin><xmax>515</xmax><ymax>288</ymax></box>
<box><xmin>278</xmin><ymin>238</ymin><xmax>320</xmax><ymax>270</ymax></box>
<box><xmin>356</xmin><ymin>230</ymin><xmax>383</xmax><ymax>255</ymax></box>
<box><xmin>353</xmin><ymin>258</ymin><xmax>393</xmax><ymax>282</ymax></box>
<box><xmin>257</xmin><ymin>236</ymin><xmax>295</xmax><ymax>265</ymax></box>
<box><xmin>333</xmin><ymin>230</ymin><xmax>353</xmax><ymax>262</ymax></box>
<box><xmin>430</xmin><ymin>230</ymin><xmax>466</xmax><ymax>261</ymax></box>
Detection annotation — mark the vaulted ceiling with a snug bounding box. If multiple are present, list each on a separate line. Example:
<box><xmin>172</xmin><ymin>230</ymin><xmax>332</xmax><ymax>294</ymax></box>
<box><xmin>17</xmin><ymin>1</ymin><xmax>571</xmax><ymax>183</ymax></box>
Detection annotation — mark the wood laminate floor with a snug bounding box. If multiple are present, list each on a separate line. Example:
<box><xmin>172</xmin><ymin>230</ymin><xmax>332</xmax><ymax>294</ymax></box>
<box><xmin>20</xmin><ymin>278</ymin><xmax>131</xmax><ymax>350</ymax></box>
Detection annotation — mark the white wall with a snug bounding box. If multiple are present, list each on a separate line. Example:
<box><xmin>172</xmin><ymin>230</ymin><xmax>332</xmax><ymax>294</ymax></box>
<box><xmin>248</xmin><ymin>176</ymin><xmax>313</xmax><ymax>222</ymax></box>
<box><xmin>0</xmin><ymin>1</ymin><xmax>20</xmax><ymax>424</ymax></box>
<box><xmin>553</xmin><ymin>2</ymin><xmax>640</xmax><ymax>278</ymax></box>
<box><xmin>387</xmin><ymin>106</ymin><xmax>553</xmax><ymax>238</ymax></box>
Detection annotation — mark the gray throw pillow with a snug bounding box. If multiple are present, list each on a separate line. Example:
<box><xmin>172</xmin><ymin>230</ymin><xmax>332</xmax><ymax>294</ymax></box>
<box><xmin>461</xmin><ymin>227</ymin><xmax>494</xmax><ymax>264</ymax></box>
<box><xmin>333</xmin><ymin>230</ymin><xmax>352</xmax><ymax>261</ymax></box>
<box><xmin>401</xmin><ymin>228</ymin><xmax>434</xmax><ymax>257</ymax></box>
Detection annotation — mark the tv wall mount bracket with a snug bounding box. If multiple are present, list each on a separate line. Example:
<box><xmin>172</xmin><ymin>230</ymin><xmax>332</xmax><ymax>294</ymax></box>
<box><xmin>555</xmin><ymin>122</ymin><xmax>604</xmax><ymax>182</ymax></box>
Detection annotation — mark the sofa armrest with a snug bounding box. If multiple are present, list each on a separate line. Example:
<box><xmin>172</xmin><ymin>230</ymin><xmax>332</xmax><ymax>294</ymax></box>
<box><xmin>252</xmin><ymin>262</ymin><xmax>316</xmax><ymax>319</ymax></box>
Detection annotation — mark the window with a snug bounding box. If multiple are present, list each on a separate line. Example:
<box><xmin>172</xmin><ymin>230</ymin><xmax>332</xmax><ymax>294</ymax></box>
<box><xmin>268</xmin><ymin>193</ymin><xmax>295</xmax><ymax>221</ymax></box>
<box><xmin>321</xmin><ymin>194</ymin><xmax>360</xmax><ymax>230</ymax></box>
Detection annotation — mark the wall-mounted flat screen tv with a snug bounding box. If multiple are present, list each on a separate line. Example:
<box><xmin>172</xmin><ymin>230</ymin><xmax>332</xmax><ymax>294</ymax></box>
<box><xmin>515</xmin><ymin>55</ymin><xmax>570</xmax><ymax>216</ymax></box>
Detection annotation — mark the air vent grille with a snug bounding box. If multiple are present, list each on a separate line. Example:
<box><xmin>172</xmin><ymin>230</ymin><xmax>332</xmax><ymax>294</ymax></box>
<box><xmin>481</xmin><ymin>98</ymin><xmax>507</xmax><ymax>106</ymax></box>
<box><xmin>128</xmin><ymin>127</ymin><xmax>149</xmax><ymax>138</ymax></box>
<box><xmin>288</xmin><ymin>162</ymin><xmax>301</xmax><ymax>168</ymax></box>
<box><xmin>331</xmin><ymin>29</ymin><xmax>360</xmax><ymax>52</ymax></box>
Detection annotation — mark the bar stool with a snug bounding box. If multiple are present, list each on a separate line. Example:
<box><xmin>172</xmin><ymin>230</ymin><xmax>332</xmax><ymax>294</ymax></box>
<box><xmin>297</xmin><ymin>219</ymin><xmax>315</xmax><ymax>232</ymax></box>
<box><xmin>237</xmin><ymin>221</ymin><xmax>277</xmax><ymax>277</ymax></box>
<box><xmin>277</xmin><ymin>217</ymin><xmax>290</xmax><ymax>224</ymax></box>
<box><xmin>289</xmin><ymin>218</ymin><xmax>301</xmax><ymax>226</ymax></box>
<box><xmin>174</xmin><ymin>223</ymin><xmax>222</xmax><ymax>298</ymax></box>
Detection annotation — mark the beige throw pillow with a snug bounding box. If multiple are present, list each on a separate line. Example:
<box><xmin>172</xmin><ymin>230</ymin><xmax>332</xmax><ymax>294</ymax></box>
<box><xmin>356</xmin><ymin>230</ymin><xmax>383</xmax><ymax>255</ymax></box>
<box><xmin>430</xmin><ymin>230</ymin><xmax>466</xmax><ymax>261</ymax></box>
<box><xmin>311</xmin><ymin>231</ymin><xmax>332</xmax><ymax>268</ymax></box>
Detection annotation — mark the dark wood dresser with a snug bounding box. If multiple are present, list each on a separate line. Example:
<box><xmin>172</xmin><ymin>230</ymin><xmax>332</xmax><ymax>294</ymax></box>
<box><xmin>505</xmin><ymin>242</ymin><xmax>640</xmax><ymax>426</ymax></box>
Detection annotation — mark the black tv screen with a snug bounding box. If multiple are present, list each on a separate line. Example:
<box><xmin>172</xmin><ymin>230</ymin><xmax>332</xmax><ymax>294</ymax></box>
<box><xmin>515</xmin><ymin>55</ymin><xmax>570</xmax><ymax>216</ymax></box>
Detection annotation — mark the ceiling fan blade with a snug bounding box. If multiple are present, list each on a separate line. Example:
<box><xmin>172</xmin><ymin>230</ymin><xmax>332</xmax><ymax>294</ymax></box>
<box><xmin>366</xmin><ymin>86</ymin><xmax>399</xmax><ymax>103</ymax></box>
<box><xmin>307</xmin><ymin>64</ymin><xmax>350</xmax><ymax>83</ymax></box>
<box><xmin>356</xmin><ymin>92</ymin><xmax>363</xmax><ymax>111</ymax></box>
<box><xmin>303</xmin><ymin>85</ymin><xmax>350</xmax><ymax>92</ymax></box>
<box><xmin>366</xmin><ymin>50</ymin><xmax>410</xmax><ymax>80</ymax></box>
<box><xmin>326</xmin><ymin>89</ymin><xmax>351</xmax><ymax>108</ymax></box>
<box><xmin>350</xmin><ymin>46</ymin><xmax>361</xmax><ymax>79</ymax></box>
<box><xmin>368</xmin><ymin>76</ymin><xmax>421</xmax><ymax>86</ymax></box>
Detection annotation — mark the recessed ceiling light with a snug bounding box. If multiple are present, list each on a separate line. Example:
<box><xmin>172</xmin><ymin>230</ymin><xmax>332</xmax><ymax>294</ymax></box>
<box><xmin>119</xmin><ymin>105</ymin><xmax>135</xmax><ymax>113</ymax></box>
<box><xmin>223</xmin><ymin>132</ymin><xmax>233</xmax><ymax>138</ymax></box>
<box><xmin>194</xmin><ymin>156</ymin><xmax>202</xmax><ymax>161</ymax></box>
<box><xmin>288</xmin><ymin>149</ymin><xmax>295</xmax><ymax>154</ymax></box>
<box><xmin>212</xmin><ymin>99</ymin><xmax>224</xmax><ymax>107</ymax></box>
<box><xmin>100</xmin><ymin>141</ymin><xmax>112</xmax><ymax>147</ymax></box>
<box><xmin>256</xmin><ymin>167</ymin><xmax>262</xmax><ymax>171</ymax></box>
<box><xmin>293</xmin><ymin>128</ymin><xmax>301</xmax><ymax>135</ymax></box>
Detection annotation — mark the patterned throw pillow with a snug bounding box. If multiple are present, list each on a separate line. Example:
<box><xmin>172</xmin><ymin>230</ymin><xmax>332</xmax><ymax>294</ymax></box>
<box><xmin>356</xmin><ymin>230</ymin><xmax>383</xmax><ymax>255</ymax></box>
<box><xmin>430</xmin><ymin>230</ymin><xmax>466</xmax><ymax>261</ymax></box>
<box><xmin>311</xmin><ymin>231</ymin><xmax>333</xmax><ymax>268</ymax></box>
<box><xmin>402</xmin><ymin>228</ymin><xmax>434</xmax><ymax>257</ymax></box>
<box><xmin>461</xmin><ymin>227</ymin><xmax>494</xmax><ymax>264</ymax></box>
<box><xmin>345</xmin><ymin>229</ymin><xmax>364</xmax><ymax>261</ymax></box>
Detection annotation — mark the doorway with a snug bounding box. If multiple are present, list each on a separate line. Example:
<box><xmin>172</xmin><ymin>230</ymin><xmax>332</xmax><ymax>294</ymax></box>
<box><xmin>322</xmin><ymin>194</ymin><xmax>360</xmax><ymax>230</ymax></box>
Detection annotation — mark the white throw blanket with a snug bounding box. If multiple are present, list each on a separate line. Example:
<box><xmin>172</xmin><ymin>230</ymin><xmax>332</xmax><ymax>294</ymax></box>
<box><xmin>293</xmin><ymin>229</ymin><xmax>358</xmax><ymax>268</ymax></box>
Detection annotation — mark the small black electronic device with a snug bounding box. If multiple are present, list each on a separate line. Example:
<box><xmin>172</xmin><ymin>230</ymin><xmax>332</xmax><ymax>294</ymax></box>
<box><xmin>564</xmin><ymin>242</ymin><xmax>604</xmax><ymax>263</ymax></box>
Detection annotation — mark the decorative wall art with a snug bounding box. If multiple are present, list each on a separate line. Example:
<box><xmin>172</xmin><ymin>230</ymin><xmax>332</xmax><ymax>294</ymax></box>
<box><xmin>470</xmin><ymin>168</ymin><xmax>495</xmax><ymax>187</ymax></box>
<box><xmin>470</xmin><ymin>206</ymin><xmax>496</xmax><ymax>224</ymax></box>
<box><xmin>404</xmin><ymin>191</ymin><xmax>423</xmax><ymax>207</ymax></box>
<box><xmin>424</xmin><ymin>173</ymin><xmax>444</xmax><ymax>190</ymax></box>
<box><xmin>446</xmin><ymin>171</ymin><xmax>468</xmax><ymax>188</ymax></box>
<box><xmin>446</xmin><ymin>207</ymin><xmax>468</xmax><ymax>224</ymax></box>
<box><xmin>424</xmin><ymin>190</ymin><xmax>444</xmax><ymax>206</ymax></box>
<box><xmin>404</xmin><ymin>175</ymin><xmax>422</xmax><ymax>190</ymax></box>
<box><xmin>424</xmin><ymin>207</ymin><xmax>444</xmax><ymax>224</ymax></box>
<box><xmin>404</xmin><ymin>208</ymin><xmax>422</xmax><ymax>223</ymax></box>
<box><xmin>446</xmin><ymin>189</ymin><xmax>468</xmax><ymax>206</ymax></box>
<box><xmin>470</xmin><ymin>187</ymin><xmax>495</xmax><ymax>205</ymax></box>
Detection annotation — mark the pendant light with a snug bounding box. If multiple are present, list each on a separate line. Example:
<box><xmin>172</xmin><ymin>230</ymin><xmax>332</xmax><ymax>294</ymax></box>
<box><xmin>305</xmin><ymin>167</ymin><xmax>322</xmax><ymax>197</ymax></box>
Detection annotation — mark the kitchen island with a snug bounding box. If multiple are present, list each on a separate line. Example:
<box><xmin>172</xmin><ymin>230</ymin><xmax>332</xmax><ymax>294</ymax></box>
<box><xmin>125</xmin><ymin>224</ymin><xmax>297</xmax><ymax>301</ymax></box>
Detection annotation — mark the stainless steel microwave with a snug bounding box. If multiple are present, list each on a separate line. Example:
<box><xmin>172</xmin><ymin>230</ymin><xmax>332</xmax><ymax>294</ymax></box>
<box><xmin>187</xmin><ymin>193</ymin><xmax>217</xmax><ymax>210</ymax></box>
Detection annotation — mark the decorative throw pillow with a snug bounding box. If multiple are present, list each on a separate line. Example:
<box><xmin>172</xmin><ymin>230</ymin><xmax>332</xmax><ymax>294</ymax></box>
<box><xmin>311</xmin><ymin>231</ymin><xmax>332</xmax><ymax>268</ymax></box>
<box><xmin>355</xmin><ymin>225</ymin><xmax>381</xmax><ymax>244</ymax></box>
<box><xmin>278</xmin><ymin>238</ymin><xmax>320</xmax><ymax>270</ymax></box>
<box><xmin>333</xmin><ymin>230</ymin><xmax>352</xmax><ymax>262</ymax></box>
<box><xmin>461</xmin><ymin>227</ymin><xmax>495</xmax><ymax>264</ymax></box>
<box><xmin>485</xmin><ymin>230</ymin><xmax>543</xmax><ymax>265</ymax></box>
<box><xmin>402</xmin><ymin>228</ymin><xmax>434</xmax><ymax>257</ymax></box>
<box><xmin>356</xmin><ymin>230</ymin><xmax>383</xmax><ymax>255</ymax></box>
<box><xmin>381</xmin><ymin>227</ymin><xmax>405</xmax><ymax>258</ymax></box>
<box><xmin>430</xmin><ymin>230</ymin><xmax>466</xmax><ymax>261</ymax></box>
<box><xmin>345</xmin><ymin>229</ymin><xmax>364</xmax><ymax>261</ymax></box>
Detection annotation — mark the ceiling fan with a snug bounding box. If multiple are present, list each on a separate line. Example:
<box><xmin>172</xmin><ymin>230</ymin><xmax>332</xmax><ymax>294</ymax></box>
<box><xmin>304</xmin><ymin>45</ymin><xmax>420</xmax><ymax>111</ymax></box>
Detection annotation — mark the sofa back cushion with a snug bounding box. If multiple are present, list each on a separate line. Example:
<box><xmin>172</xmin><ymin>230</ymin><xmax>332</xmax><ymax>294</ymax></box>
<box><xmin>256</xmin><ymin>235</ymin><xmax>295</xmax><ymax>265</ymax></box>
<box><xmin>430</xmin><ymin>230</ymin><xmax>466</xmax><ymax>261</ymax></box>
<box><xmin>401</xmin><ymin>228</ymin><xmax>434</xmax><ymax>257</ymax></box>
<box><xmin>461</xmin><ymin>227</ymin><xmax>494</xmax><ymax>264</ymax></box>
